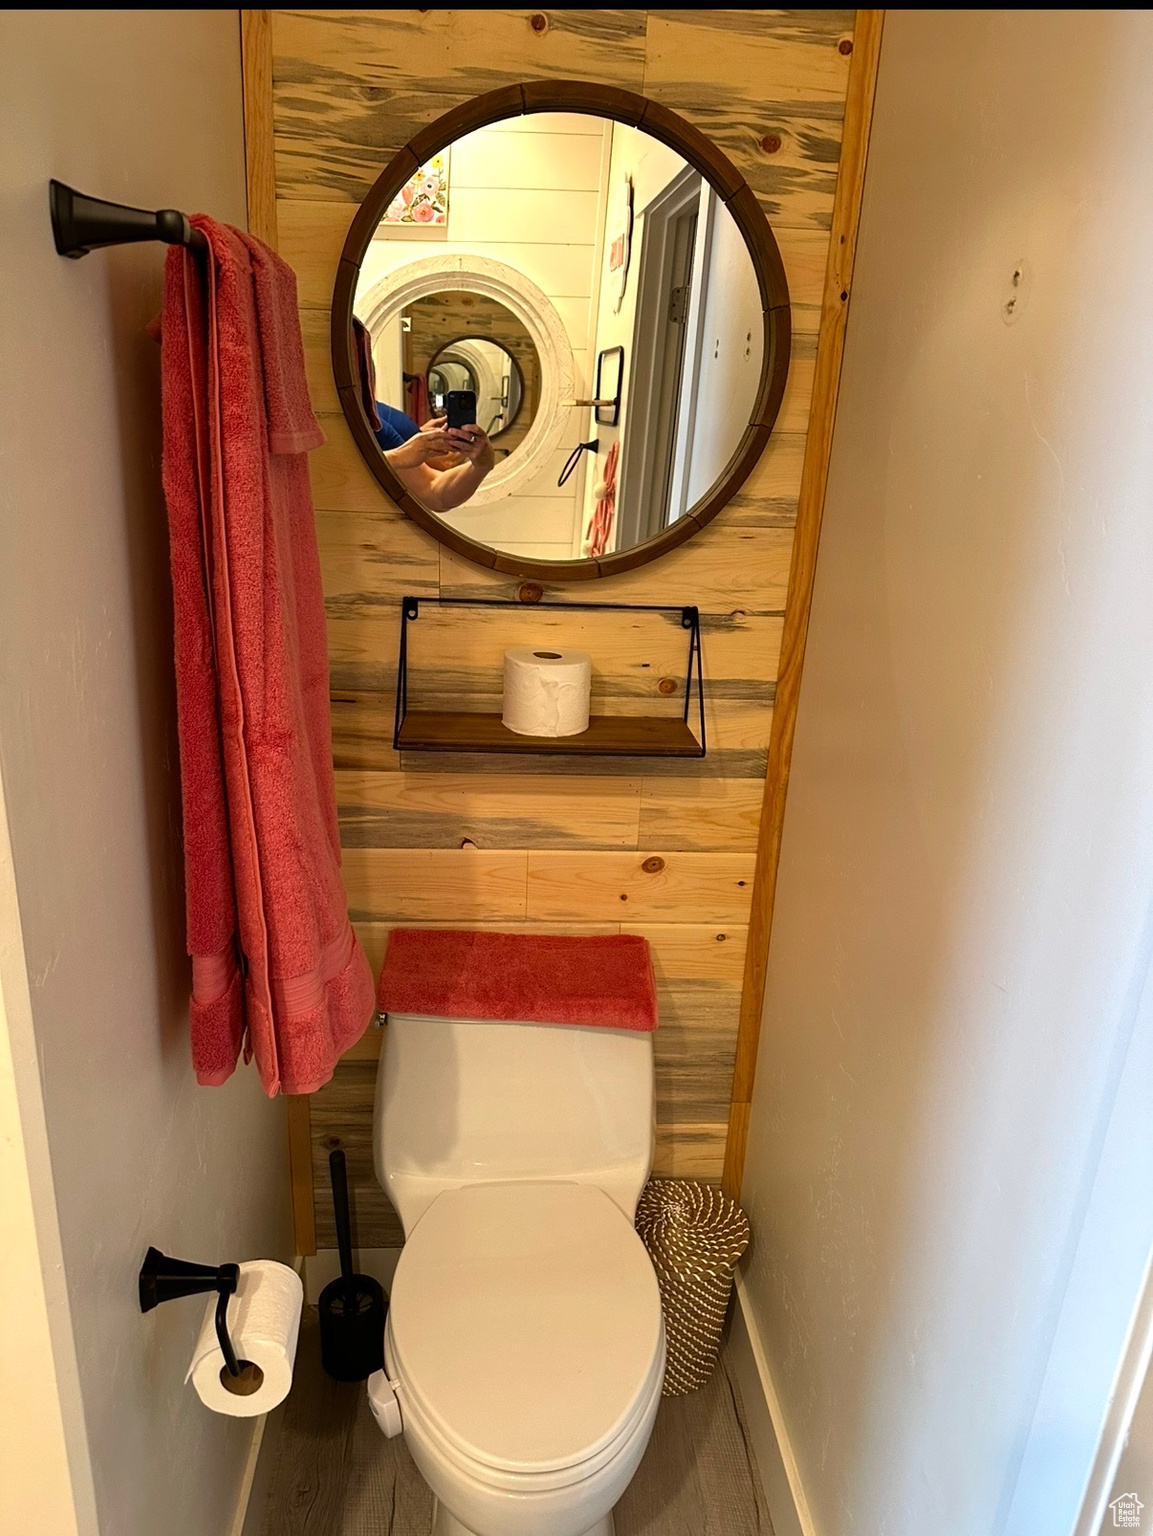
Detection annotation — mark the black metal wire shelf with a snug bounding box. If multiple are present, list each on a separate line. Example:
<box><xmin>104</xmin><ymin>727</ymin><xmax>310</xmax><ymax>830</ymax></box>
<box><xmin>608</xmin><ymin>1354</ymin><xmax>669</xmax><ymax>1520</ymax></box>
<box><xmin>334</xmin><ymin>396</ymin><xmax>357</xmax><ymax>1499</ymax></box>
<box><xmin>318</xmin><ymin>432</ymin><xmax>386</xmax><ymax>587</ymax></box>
<box><xmin>393</xmin><ymin>596</ymin><xmax>706</xmax><ymax>758</ymax></box>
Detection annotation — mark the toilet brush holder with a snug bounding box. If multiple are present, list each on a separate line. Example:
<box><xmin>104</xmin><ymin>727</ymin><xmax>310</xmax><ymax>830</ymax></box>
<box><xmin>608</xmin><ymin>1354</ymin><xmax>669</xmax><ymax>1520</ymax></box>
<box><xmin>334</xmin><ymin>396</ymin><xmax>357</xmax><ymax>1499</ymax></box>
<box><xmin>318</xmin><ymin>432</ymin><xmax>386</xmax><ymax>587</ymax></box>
<box><xmin>319</xmin><ymin>1149</ymin><xmax>386</xmax><ymax>1381</ymax></box>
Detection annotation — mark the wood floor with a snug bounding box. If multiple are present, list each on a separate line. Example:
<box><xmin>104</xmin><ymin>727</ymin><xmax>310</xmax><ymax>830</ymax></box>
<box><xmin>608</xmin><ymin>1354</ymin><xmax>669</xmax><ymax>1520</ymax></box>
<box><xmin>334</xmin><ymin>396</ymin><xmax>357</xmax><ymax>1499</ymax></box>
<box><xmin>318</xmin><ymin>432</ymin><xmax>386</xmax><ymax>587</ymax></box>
<box><xmin>259</xmin><ymin>1309</ymin><xmax>771</xmax><ymax>1535</ymax></box>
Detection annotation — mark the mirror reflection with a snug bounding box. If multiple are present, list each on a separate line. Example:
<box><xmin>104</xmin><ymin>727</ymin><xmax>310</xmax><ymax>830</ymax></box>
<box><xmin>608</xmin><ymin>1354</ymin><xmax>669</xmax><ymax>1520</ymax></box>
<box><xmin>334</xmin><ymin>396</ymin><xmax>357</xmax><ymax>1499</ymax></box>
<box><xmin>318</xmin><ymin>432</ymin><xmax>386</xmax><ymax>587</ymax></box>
<box><xmin>394</xmin><ymin>290</ymin><xmax>538</xmax><ymax>451</ymax></box>
<box><xmin>428</xmin><ymin>339</ymin><xmax>525</xmax><ymax>441</ymax></box>
<box><xmin>351</xmin><ymin>111</ymin><xmax>766</xmax><ymax>562</ymax></box>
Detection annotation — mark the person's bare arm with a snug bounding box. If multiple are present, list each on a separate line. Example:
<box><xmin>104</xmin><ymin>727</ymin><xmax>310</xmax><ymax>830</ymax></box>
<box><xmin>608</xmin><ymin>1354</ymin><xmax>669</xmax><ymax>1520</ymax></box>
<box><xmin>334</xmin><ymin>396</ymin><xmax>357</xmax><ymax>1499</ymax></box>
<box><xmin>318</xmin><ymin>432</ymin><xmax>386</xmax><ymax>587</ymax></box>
<box><xmin>384</xmin><ymin>422</ymin><xmax>495</xmax><ymax>514</ymax></box>
<box><xmin>423</xmin><ymin>426</ymin><xmax>495</xmax><ymax>512</ymax></box>
<box><xmin>382</xmin><ymin>421</ymin><xmax>458</xmax><ymax>508</ymax></box>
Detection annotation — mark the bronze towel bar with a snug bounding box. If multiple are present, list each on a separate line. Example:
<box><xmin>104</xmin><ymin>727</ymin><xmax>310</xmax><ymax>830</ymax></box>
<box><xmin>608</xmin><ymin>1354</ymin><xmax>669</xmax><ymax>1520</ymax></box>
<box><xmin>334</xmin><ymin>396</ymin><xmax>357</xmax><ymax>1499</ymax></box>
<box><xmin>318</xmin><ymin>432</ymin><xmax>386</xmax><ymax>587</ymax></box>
<box><xmin>49</xmin><ymin>179</ymin><xmax>207</xmax><ymax>259</ymax></box>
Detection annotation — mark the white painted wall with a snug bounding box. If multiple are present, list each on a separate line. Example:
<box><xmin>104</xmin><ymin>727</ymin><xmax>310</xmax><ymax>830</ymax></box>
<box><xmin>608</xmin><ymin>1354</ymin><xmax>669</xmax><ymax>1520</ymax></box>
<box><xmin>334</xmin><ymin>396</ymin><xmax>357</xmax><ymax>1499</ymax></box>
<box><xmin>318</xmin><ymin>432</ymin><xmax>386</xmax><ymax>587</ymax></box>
<box><xmin>740</xmin><ymin>11</ymin><xmax>1153</xmax><ymax>1536</ymax></box>
<box><xmin>0</xmin><ymin>12</ymin><xmax>291</xmax><ymax>1536</ymax></box>
<box><xmin>357</xmin><ymin>113</ymin><xmax>611</xmax><ymax>560</ymax></box>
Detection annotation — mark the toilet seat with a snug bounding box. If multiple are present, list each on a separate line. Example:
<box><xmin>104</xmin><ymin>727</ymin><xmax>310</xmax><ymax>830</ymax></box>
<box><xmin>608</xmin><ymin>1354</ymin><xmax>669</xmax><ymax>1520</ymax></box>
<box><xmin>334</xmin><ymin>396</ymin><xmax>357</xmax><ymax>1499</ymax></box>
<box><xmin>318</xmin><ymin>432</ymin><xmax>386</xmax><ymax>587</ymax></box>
<box><xmin>387</xmin><ymin>1181</ymin><xmax>664</xmax><ymax>1486</ymax></box>
<box><xmin>389</xmin><ymin>1339</ymin><xmax>665</xmax><ymax>1498</ymax></box>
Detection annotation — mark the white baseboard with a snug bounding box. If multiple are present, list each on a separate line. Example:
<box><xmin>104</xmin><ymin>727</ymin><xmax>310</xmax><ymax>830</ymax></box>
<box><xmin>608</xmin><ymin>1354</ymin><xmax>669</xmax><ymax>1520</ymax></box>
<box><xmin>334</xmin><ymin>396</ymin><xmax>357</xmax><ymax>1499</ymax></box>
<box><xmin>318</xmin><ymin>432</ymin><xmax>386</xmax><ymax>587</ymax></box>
<box><xmin>727</xmin><ymin>1272</ymin><xmax>817</xmax><ymax>1536</ymax></box>
<box><xmin>302</xmin><ymin>1246</ymin><xmax>403</xmax><ymax>1304</ymax></box>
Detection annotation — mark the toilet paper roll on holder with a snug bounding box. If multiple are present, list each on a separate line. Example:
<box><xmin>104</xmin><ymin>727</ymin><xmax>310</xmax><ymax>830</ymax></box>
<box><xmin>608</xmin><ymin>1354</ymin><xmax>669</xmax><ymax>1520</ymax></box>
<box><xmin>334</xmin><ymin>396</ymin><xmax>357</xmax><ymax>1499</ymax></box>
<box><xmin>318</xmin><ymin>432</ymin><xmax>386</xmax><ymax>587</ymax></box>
<box><xmin>139</xmin><ymin>1246</ymin><xmax>243</xmax><ymax>1379</ymax></box>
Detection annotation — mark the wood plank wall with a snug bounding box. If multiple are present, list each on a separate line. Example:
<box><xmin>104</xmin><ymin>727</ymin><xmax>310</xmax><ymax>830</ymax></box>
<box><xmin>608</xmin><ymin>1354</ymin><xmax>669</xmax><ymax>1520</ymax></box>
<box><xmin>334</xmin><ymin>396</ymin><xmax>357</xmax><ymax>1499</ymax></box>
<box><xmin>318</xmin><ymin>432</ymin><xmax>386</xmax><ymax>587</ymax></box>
<box><xmin>255</xmin><ymin>8</ymin><xmax>863</xmax><ymax>1251</ymax></box>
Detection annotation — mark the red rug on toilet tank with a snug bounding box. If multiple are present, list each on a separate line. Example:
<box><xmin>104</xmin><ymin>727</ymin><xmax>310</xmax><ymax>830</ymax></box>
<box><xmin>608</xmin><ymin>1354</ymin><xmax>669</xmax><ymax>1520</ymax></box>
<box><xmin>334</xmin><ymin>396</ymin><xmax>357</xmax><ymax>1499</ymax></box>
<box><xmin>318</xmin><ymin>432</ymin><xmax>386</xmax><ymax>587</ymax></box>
<box><xmin>376</xmin><ymin>929</ymin><xmax>658</xmax><ymax>1032</ymax></box>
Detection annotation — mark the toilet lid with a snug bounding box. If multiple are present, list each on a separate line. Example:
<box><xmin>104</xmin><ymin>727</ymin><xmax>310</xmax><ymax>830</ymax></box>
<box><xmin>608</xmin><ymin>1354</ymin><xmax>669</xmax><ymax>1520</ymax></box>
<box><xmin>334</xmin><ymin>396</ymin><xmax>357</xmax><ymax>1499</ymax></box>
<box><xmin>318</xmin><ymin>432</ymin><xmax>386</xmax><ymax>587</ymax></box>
<box><xmin>388</xmin><ymin>1182</ymin><xmax>663</xmax><ymax>1475</ymax></box>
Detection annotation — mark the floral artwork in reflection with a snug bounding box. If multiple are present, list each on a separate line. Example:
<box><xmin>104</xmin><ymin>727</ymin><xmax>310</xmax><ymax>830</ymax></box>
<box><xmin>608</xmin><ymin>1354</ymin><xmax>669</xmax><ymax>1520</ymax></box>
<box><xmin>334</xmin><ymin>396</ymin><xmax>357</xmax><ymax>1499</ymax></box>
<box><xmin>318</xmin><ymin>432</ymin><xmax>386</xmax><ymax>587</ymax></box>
<box><xmin>383</xmin><ymin>152</ymin><xmax>449</xmax><ymax>228</ymax></box>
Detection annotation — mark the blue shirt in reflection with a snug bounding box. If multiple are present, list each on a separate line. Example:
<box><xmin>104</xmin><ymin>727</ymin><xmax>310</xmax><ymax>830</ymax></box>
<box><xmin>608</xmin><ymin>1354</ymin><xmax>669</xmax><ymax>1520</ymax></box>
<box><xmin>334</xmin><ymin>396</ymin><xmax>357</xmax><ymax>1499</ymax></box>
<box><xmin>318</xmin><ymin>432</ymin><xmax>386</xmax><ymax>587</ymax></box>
<box><xmin>373</xmin><ymin>403</ymin><xmax>422</xmax><ymax>451</ymax></box>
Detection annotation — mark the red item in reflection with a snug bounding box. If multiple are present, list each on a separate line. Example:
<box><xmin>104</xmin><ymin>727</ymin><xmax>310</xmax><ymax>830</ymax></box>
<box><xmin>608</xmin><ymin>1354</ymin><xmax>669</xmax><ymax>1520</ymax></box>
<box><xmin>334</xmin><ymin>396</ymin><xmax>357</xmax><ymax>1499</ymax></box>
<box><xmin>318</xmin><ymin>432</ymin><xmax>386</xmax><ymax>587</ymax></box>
<box><xmin>351</xmin><ymin>316</ymin><xmax>381</xmax><ymax>428</ymax></box>
<box><xmin>584</xmin><ymin>439</ymin><xmax>619</xmax><ymax>559</ymax></box>
<box><xmin>405</xmin><ymin>372</ymin><xmax>430</xmax><ymax>427</ymax></box>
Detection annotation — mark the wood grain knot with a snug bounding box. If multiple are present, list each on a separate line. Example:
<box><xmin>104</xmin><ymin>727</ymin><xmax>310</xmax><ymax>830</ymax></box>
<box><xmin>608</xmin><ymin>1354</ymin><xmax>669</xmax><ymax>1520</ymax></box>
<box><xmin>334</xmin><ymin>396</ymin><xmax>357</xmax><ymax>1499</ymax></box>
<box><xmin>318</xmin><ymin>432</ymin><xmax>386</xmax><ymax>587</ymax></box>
<box><xmin>530</xmin><ymin>12</ymin><xmax>548</xmax><ymax>33</ymax></box>
<box><xmin>760</xmin><ymin>134</ymin><xmax>782</xmax><ymax>154</ymax></box>
<box><xmin>658</xmin><ymin>677</ymin><xmax>678</xmax><ymax>695</ymax></box>
<box><xmin>325</xmin><ymin>1136</ymin><xmax>343</xmax><ymax>1150</ymax></box>
<box><xmin>518</xmin><ymin>582</ymin><xmax>544</xmax><ymax>604</ymax></box>
<box><xmin>642</xmin><ymin>856</ymin><xmax>666</xmax><ymax>874</ymax></box>
<box><xmin>838</xmin><ymin>37</ymin><xmax>853</xmax><ymax>54</ymax></box>
<box><xmin>715</xmin><ymin>933</ymin><xmax>727</xmax><ymax>942</ymax></box>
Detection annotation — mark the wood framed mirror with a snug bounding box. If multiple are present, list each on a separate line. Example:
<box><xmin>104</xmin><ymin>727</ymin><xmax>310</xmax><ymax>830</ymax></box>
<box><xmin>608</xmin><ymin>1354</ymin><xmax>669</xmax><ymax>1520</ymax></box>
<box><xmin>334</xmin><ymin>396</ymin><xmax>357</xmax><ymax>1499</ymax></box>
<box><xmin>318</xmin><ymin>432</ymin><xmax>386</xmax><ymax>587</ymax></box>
<box><xmin>331</xmin><ymin>79</ymin><xmax>791</xmax><ymax>581</ymax></box>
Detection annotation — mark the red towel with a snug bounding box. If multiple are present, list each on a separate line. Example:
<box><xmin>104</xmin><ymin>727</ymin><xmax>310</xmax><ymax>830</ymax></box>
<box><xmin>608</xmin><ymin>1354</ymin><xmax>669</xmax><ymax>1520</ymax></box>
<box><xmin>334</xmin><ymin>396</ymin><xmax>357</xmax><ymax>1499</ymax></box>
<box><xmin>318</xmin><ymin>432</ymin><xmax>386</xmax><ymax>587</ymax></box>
<box><xmin>161</xmin><ymin>215</ymin><xmax>374</xmax><ymax>1095</ymax></box>
<box><xmin>404</xmin><ymin>371</ymin><xmax>430</xmax><ymax>426</ymax></box>
<box><xmin>377</xmin><ymin>929</ymin><xmax>659</xmax><ymax>1032</ymax></box>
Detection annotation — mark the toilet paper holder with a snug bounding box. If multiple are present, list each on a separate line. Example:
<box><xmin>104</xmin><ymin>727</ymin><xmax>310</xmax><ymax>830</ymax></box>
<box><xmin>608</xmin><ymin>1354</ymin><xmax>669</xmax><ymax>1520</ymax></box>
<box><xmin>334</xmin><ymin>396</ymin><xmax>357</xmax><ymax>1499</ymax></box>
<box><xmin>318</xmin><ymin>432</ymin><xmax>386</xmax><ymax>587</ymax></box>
<box><xmin>139</xmin><ymin>1246</ymin><xmax>242</xmax><ymax>1378</ymax></box>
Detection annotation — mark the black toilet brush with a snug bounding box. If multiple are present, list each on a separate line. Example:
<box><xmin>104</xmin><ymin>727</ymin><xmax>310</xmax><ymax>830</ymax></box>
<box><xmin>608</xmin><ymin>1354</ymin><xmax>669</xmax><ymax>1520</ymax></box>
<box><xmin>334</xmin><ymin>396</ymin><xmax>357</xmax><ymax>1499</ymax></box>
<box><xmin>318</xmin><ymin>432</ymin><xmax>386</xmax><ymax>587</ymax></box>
<box><xmin>318</xmin><ymin>1149</ymin><xmax>386</xmax><ymax>1381</ymax></box>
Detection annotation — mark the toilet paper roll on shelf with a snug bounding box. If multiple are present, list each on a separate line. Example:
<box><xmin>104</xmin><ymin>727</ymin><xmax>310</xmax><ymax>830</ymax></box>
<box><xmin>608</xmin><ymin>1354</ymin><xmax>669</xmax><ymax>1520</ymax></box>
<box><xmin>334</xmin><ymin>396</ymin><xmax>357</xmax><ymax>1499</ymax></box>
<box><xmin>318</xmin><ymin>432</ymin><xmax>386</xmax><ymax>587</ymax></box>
<box><xmin>186</xmin><ymin>1260</ymin><xmax>303</xmax><ymax>1417</ymax></box>
<box><xmin>502</xmin><ymin>646</ymin><xmax>592</xmax><ymax>737</ymax></box>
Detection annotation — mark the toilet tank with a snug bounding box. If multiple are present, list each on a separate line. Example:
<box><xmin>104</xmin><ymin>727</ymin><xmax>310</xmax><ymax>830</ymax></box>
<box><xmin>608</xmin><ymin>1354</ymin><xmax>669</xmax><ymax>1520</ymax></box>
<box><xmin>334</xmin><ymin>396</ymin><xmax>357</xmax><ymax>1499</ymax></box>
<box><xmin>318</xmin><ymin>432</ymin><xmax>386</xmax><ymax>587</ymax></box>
<box><xmin>374</xmin><ymin>1015</ymin><xmax>655</xmax><ymax>1234</ymax></box>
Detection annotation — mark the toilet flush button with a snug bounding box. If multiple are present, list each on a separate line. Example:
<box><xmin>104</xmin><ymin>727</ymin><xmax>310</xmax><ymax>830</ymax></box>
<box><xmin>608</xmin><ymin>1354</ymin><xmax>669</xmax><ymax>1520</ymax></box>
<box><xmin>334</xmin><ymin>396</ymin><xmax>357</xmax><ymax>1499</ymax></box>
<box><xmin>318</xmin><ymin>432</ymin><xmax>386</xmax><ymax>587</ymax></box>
<box><xmin>367</xmin><ymin>1370</ymin><xmax>404</xmax><ymax>1437</ymax></box>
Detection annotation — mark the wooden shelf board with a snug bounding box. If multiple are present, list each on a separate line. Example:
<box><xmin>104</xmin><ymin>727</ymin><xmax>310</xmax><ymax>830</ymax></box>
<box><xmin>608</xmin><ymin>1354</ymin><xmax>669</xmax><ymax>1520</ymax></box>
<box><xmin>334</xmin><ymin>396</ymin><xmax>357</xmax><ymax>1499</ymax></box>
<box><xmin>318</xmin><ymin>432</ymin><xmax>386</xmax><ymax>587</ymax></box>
<box><xmin>396</xmin><ymin>711</ymin><xmax>703</xmax><ymax>757</ymax></box>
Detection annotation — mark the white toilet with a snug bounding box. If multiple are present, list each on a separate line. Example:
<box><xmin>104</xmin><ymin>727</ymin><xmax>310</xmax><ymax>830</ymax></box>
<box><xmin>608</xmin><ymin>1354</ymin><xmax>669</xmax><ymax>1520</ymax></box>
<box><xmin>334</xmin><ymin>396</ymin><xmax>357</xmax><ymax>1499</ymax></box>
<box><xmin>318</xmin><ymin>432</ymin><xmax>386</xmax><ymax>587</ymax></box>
<box><xmin>367</xmin><ymin>1009</ymin><xmax>666</xmax><ymax>1536</ymax></box>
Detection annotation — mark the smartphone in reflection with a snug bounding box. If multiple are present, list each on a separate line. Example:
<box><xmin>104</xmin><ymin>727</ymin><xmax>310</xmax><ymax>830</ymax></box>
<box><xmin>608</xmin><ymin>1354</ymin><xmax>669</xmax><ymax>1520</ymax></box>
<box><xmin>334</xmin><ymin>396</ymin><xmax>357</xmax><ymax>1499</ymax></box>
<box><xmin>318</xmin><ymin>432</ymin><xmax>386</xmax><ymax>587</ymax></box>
<box><xmin>444</xmin><ymin>390</ymin><xmax>477</xmax><ymax>430</ymax></box>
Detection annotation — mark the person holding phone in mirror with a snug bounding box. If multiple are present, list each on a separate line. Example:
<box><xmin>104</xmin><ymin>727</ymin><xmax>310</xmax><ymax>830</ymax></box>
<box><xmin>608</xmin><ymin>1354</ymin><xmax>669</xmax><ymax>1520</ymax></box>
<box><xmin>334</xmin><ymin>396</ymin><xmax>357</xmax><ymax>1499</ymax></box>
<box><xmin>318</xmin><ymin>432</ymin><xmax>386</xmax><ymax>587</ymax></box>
<box><xmin>372</xmin><ymin>401</ymin><xmax>423</xmax><ymax>452</ymax></box>
<box><xmin>379</xmin><ymin>392</ymin><xmax>494</xmax><ymax>513</ymax></box>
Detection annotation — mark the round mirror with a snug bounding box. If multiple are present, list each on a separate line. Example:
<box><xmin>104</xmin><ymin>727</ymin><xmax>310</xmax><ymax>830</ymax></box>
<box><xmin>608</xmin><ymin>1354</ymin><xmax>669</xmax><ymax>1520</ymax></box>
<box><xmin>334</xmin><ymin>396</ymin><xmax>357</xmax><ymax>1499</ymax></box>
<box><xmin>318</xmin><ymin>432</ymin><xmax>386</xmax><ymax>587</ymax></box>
<box><xmin>333</xmin><ymin>84</ymin><xmax>790</xmax><ymax>577</ymax></box>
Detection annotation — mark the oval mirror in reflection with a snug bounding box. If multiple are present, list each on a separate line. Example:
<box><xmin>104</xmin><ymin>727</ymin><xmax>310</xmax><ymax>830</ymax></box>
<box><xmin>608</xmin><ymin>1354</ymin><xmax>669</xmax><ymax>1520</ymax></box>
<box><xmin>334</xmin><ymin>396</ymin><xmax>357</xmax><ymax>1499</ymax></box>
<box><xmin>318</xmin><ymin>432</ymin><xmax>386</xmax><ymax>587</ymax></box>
<box><xmin>391</xmin><ymin>290</ymin><xmax>537</xmax><ymax>453</ymax></box>
<box><xmin>340</xmin><ymin>103</ymin><xmax>788</xmax><ymax>573</ymax></box>
<box><xmin>429</xmin><ymin>340</ymin><xmax>525</xmax><ymax>441</ymax></box>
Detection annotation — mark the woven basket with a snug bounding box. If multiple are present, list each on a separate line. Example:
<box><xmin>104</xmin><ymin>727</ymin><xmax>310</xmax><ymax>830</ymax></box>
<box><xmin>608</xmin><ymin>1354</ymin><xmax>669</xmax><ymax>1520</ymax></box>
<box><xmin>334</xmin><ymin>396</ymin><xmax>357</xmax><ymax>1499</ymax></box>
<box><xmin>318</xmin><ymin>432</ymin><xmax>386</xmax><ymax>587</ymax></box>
<box><xmin>636</xmin><ymin>1178</ymin><xmax>750</xmax><ymax>1396</ymax></box>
